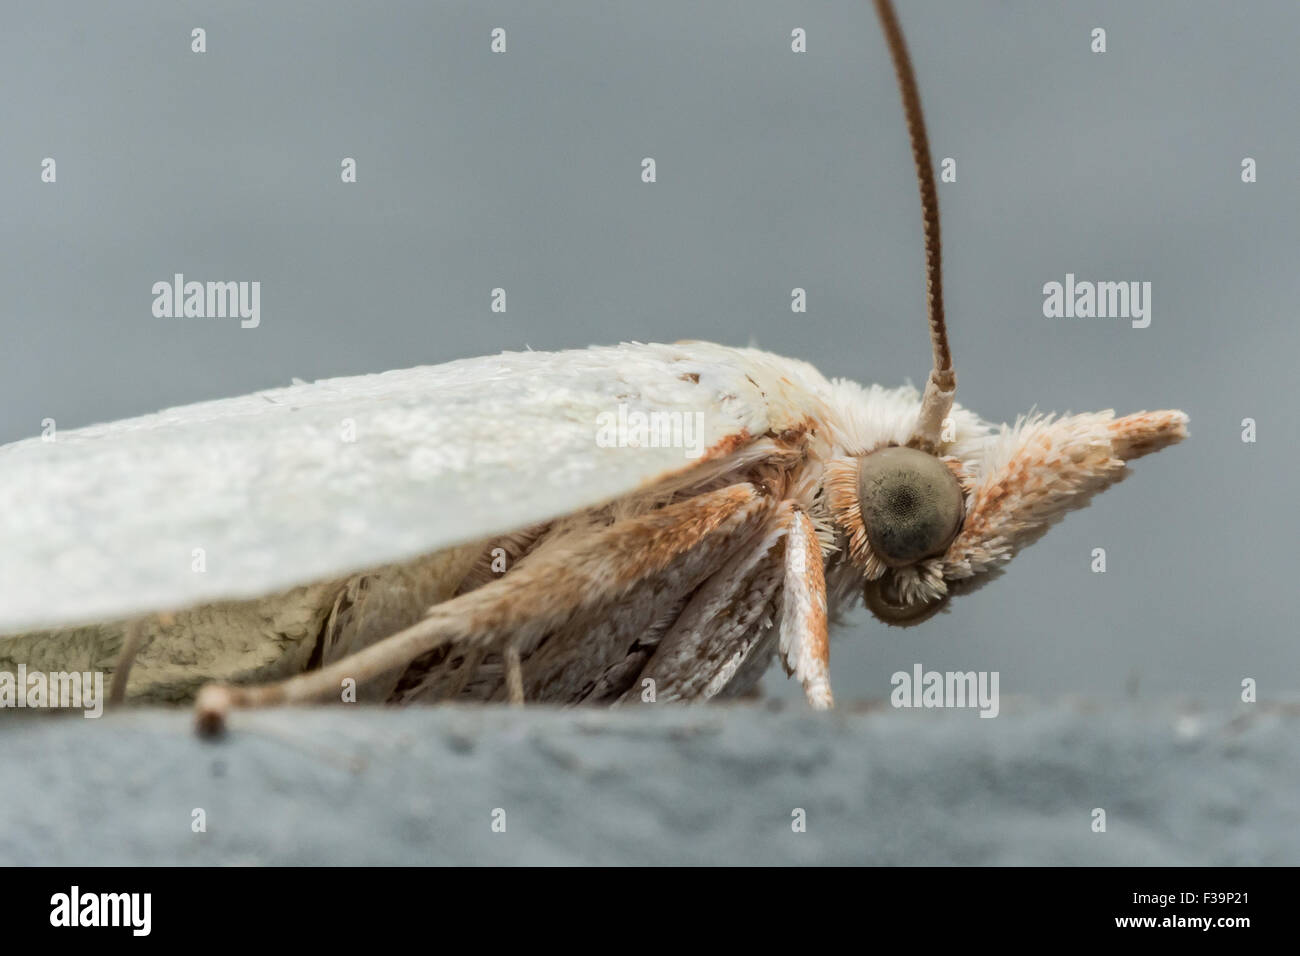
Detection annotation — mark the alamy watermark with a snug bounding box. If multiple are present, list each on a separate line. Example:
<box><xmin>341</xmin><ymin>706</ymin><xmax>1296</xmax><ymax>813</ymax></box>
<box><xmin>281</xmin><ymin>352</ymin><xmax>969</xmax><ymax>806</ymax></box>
<box><xmin>0</xmin><ymin>666</ymin><xmax>104</xmax><ymax>717</ymax></box>
<box><xmin>595</xmin><ymin>404</ymin><xmax>705</xmax><ymax>459</ymax></box>
<box><xmin>152</xmin><ymin>273</ymin><xmax>260</xmax><ymax>328</ymax></box>
<box><xmin>1042</xmin><ymin>273</ymin><xmax>1151</xmax><ymax>328</ymax></box>
<box><xmin>890</xmin><ymin>663</ymin><xmax>1000</xmax><ymax>718</ymax></box>
<box><xmin>50</xmin><ymin>886</ymin><xmax>150</xmax><ymax>936</ymax></box>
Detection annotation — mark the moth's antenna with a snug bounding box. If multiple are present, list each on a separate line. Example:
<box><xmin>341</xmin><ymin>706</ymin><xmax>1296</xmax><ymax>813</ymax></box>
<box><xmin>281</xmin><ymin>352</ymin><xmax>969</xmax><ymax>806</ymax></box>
<box><xmin>873</xmin><ymin>0</ymin><xmax>955</xmax><ymax>453</ymax></box>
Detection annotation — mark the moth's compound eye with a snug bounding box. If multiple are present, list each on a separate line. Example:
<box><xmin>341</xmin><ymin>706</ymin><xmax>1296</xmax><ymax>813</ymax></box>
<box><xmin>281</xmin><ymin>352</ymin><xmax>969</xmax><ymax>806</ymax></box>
<box><xmin>856</xmin><ymin>445</ymin><xmax>963</xmax><ymax>567</ymax></box>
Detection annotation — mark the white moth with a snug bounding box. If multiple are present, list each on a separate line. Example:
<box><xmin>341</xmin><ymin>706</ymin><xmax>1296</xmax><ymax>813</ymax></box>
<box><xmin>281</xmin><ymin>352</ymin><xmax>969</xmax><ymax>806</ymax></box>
<box><xmin>0</xmin><ymin>1</ymin><xmax>1186</xmax><ymax>733</ymax></box>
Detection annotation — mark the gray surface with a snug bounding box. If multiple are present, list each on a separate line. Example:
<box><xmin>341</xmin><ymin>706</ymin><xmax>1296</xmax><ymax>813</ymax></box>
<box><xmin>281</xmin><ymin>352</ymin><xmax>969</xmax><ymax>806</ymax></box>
<box><xmin>1</xmin><ymin>4</ymin><xmax>1296</xmax><ymax>701</ymax></box>
<box><xmin>1</xmin><ymin>701</ymin><xmax>1295</xmax><ymax>865</ymax></box>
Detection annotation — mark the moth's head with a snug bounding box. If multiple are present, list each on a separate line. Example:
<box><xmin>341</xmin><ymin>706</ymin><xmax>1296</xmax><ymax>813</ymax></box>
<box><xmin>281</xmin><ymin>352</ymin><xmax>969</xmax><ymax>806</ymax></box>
<box><xmin>824</xmin><ymin>389</ymin><xmax>1189</xmax><ymax>626</ymax></box>
<box><xmin>834</xmin><ymin>0</ymin><xmax>1188</xmax><ymax>623</ymax></box>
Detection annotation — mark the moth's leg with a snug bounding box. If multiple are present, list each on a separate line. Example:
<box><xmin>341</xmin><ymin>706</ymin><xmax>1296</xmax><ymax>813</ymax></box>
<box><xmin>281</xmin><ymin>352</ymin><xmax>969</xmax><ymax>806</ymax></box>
<box><xmin>777</xmin><ymin>509</ymin><xmax>832</xmax><ymax>710</ymax></box>
<box><xmin>108</xmin><ymin>618</ymin><xmax>147</xmax><ymax>705</ymax></box>
<box><xmin>626</xmin><ymin>502</ymin><xmax>794</xmax><ymax>704</ymax></box>
<box><xmin>627</xmin><ymin>503</ymin><xmax>831</xmax><ymax>707</ymax></box>
<box><xmin>444</xmin><ymin>646</ymin><xmax>484</xmax><ymax>700</ymax></box>
<box><xmin>427</xmin><ymin>525</ymin><xmax>547</xmax><ymax>704</ymax></box>
<box><xmin>108</xmin><ymin>612</ymin><xmax>171</xmax><ymax>705</ymax></box>
<box><xmin>454</xmin><ymin>523</ymin><xmax>551</xmax><ymax>596</ymax></box>
<box><xmin>503</xmin><ymin>642</ymin><xmax>525</xmax><ymax>705</ymax></box>
<box><xmin>195</xmin><ymin>482</ymin><xmax>773</xmax><ymax>732</ymax></box>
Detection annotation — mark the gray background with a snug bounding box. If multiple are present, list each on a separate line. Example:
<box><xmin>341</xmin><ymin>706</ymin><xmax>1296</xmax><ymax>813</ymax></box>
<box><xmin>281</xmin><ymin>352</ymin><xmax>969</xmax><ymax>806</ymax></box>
<box><xmin>2</xmin><ymin>0</ymin><xmax>1296</xmax><ymax>706</ymax></box>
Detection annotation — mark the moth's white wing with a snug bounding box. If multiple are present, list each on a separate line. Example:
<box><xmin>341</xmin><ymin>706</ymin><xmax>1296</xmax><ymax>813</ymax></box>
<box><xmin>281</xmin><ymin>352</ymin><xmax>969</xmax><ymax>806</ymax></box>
<box><xmin>0</xmin><ymin>342</ymin><xmax>826</xmax><ymax>633</ymax></box>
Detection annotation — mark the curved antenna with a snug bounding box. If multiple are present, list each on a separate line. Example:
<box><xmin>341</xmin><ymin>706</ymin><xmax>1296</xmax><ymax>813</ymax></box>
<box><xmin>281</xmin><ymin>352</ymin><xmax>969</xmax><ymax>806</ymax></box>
<box><xmin>873</xmin><ymin>0</ymin><xmax>955</xmax><ymax>453</ymax></box>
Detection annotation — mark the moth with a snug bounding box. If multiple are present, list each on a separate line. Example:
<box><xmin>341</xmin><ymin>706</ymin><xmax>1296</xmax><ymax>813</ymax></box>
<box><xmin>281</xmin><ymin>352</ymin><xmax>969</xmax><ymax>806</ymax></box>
<box><xmin>0</xmin><ymin>1</ymin><xmax>1186</xmax><ymax>733</ymax></box>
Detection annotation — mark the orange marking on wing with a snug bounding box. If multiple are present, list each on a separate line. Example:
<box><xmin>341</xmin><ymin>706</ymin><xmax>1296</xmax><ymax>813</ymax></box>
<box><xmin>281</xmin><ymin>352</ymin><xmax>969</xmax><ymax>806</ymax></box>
<box><xmin>772</xmin><ymin>415</ymin><xmax>818</xmax><ymax>449</ymax></box>
<box><xmin>455</xmin><ymin>483</ymin><xmax>773</xmax><ymax>637</ymax></box>
<box><xmin>606</xmin><ymin>484</ymin><xmax>769</xmax><ymax>588</ymax></box>
<box><xmin>701</xmin><ymin>428</ymin><xmax>753</xmax><ymax>462</ymax></box>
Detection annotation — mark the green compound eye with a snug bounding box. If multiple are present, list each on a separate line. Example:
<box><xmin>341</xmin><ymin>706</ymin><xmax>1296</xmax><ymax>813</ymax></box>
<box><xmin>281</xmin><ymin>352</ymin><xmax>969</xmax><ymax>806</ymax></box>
<box><xmin>856</xmin><ymin>445</ymin><xmax>964</xmax><ymax>567</ymax></box>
